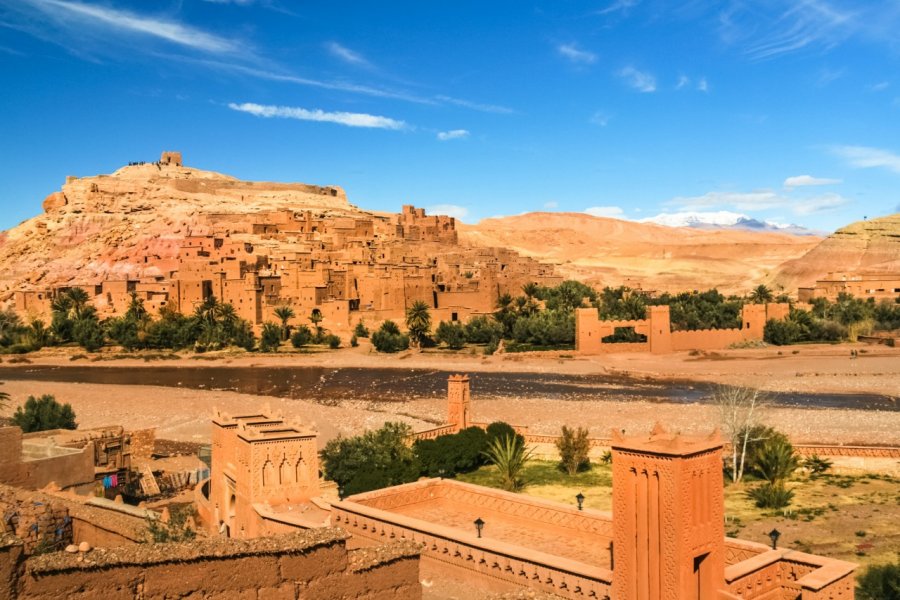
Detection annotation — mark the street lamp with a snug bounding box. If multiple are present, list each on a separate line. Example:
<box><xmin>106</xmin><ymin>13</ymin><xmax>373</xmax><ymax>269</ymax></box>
<box><xmin>576</xmin><ymin>492</ymin><xmax>585</xmax><ymax>511</ymax></box>
<box><xmin>768</xmin><ymin>528</ymin><xmax>781</xmax><ymax>550</ymax></box>
<box><xmin>474</xmin><ymin>517</ymin><xmax>485</xmax><ymax>538</ymax></box>
<box><xmin>337</xmin><ymin>485</ymin><xmax>345</xmax><ymax>501</ymax></box>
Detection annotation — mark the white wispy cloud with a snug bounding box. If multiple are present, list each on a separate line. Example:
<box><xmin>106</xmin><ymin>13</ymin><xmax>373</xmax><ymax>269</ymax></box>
<box><xmin>831</xmin><ymin>145</ymin><xmax>900</xmax><ymax>173</ymax></box>
<box><xmin>618</xmin><ymin>66</ymin><xmax>656</xmax><ymax>92</ymax></box>
<box><xmin>543</xmin><ymin>201</ymin><xmax>559</xmax><ymax>209</ymax></box>
<box><xmin>433</xmin><ymin>95</ymin><xmax>515</xmax><ymax>115</ymax></box>
<box><xmin>426</xmin><ymin>204</ymin><xmax>468</xmax><ymax>220</ymax></box>
<box><xmin>793</xmin><ymin>193</ymin><xmax>848</xmax><ymax>215</ymax></box>
<box><xmin>676</xmin><ymin>75</ymin><xmax>690</xmax><ymax>89</ymax></box>
<box><xmin>869</xmin><ymin>81</ymin><xmax>890</xmax><ymax>92</ymax></box>
<box><xmin>557</xmin><ymin>43</ymin><xmax>597</xmax><ymax>65</ymax></box>
<box><xmin>784</xmin><ymin>175</ymin><xmax>842</xmax><ymax>188</ymax></box>
<box><xmin>326</xmin><ymin>41</ymin><xmax>369</xmax><ymax>67</ymax></box>
<box><xmin>596</xmin><ymin>0</ymin><xmax>639</xmax><ymax>16</ymax></box>
<box><xmin>26</xmin><ymin>0</ymin><xmax>240</xmax><ymax>54</ymax></box>
<box><xmin>590</xmin><ymin>111</ymin><xmax>611</xmax><ymax>126</ymax></box>
<box><xmin>227</xmin><ymin>102</ymin><xmax>407</xmax><ymax>130</ymax></box>
<box><xmin>437</xmin><ymin>129</ymin><xmax>470</xmax><ymax>141</ymax></box>
<box><xmin>585</xmin><ymin>206</ymin><xmax>625</xmax><ymax>218</ymax></box>
<box><xmin>697</xmin><ymin>77</ymin><xmax>709</xmax><ymax>92</ymax></box>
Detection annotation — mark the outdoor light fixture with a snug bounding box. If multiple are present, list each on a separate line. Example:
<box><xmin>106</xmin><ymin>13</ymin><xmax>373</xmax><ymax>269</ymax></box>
<box><xmin>768</xmin><ymin>528</ymin><xmax>781</xmax><ymax>549</ymax></box>
<box><xmin>474</xmin><ymin>517</ymin><xmax>485</xmax><ymax>538</ymax></box>
<box><xmin>337</xmin><ymin>486</ymin><xmax>344</xmax><ymax>501</ymax></box>
<box><xmin>576</xmin><ymin>492</ymin><xmax>585</xmax><ymax>511</ymax></box>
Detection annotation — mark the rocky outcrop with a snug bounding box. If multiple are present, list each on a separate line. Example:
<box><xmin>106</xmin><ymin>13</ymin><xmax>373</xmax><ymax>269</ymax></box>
<box><xmin>773</xmin><ymin>213</ymin><xmax>900</xmax><ymax>290</ymax></box>
<box><xmin>0</xmin><ymin>160</ymin><xmax>356</xmax><ymax>298</ymax></box>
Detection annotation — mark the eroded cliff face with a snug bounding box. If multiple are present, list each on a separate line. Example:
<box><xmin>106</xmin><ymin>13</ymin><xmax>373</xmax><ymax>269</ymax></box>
<box><xmin>773</xmin><ymin>213</ymin><xmax>900</xmax><ymax>290</ymax></box>
<box><xmin>0</xmin><ymin>162</ymin><xmax>353</xmax><ymax>297</ymax></box>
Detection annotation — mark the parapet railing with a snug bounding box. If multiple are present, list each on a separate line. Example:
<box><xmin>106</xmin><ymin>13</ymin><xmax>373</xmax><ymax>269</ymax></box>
<box><xmin>725</xmin><ymin>548</ymin><xmax>856</xmax><ymax>598</ymax></box>
<box><xmin>333</xmin><ymin>499</ymin><xmax>613</xmax><ymax>599</ymax></box>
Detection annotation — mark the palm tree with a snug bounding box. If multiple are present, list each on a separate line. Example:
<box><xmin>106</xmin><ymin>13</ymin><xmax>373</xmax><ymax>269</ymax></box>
<box><xmin>125</xmin><ymin>292</ymin><xmax>148</xmax><ymax>322</ymax></box>
<box><xmin>25</xmin><ymin>319</ymin><xmax>50</xmax><ymax>349</ymax></box>
<box><xmin>309</xmin><ymin>309</ymin><xmax>324</xmax><ymax>341</ymax></box>
<box><xmin>274</xmin><ymin>305</ymin><xmax>295</xmax><ymax>340</ymax></box>
<box><xmin>482</xmin><ymin>434</ymin><xmax>534</xmax><ymax>492</ymax></box>
<box><xmin>748</xmin><ymin>284</ymin><xmax>774</xmax><ymax>304</ymax></box>
<box><xmin>521</xmin><ymin>282</ymin><xmax>539</xmax><ymax>299</ymax></box>
<box><xmin>0</xmin><ymin>309</ymin><xmax>24</xmax><ymax>346</ymax></box>
<box><xmin>405</xmin><ymin>300</ymin><xmax>432</xmax><ymax>347</ymax></box>
<box><xmin>65</xmin><ymin>287</ymin><xmax>91</xmax><ymax>320</ymax></box>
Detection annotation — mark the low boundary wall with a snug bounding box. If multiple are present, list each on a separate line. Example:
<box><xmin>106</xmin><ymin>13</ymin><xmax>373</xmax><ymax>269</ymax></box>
<box><xmin>1</xmin><ymin>528</ymin><xmax>421</xmax><ymax>600</ymax></box>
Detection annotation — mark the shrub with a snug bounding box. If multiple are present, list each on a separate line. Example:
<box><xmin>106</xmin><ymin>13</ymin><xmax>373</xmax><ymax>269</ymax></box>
<box><xmin>73</xmin><ymin>318</ymin><xmax>104</xmax><ymax>352</ymax></box>
<box><xmin>803</xmin><ymin>454</ymin><xmax>833</xmax><ymax>477</ymax></box>
<box><xmin>435</xmin><ymin>321</ymin><xmax>466</xmax><ymax>350</ymax></box>
<box><xmin>290</xmin><ymin>325</ymin><xmax>313</xmax><ymax>348</ymax></box>
<box><xmin>326</xmin><ymin>334</ymin><xmax>341</xmax><ymax>349</ymax></box>
<box><xmin>371</xmin><ymin>321</ymin><xmax>410</xmax><ymax>353</ymax></box>
<box><xmin>321</xmin><ymin>423</ymin><xmax>420</xmax><ymax>497</ymax></box>
<box><xmin>145</xmin><ymin>504</ymin><xmax>197</xmax><ymax>543</ymax></box>
<box><xmin>856</xmin><ymin>560</ymin><xmax>900</xmax><ymax>600</ymax></box>
<box><xmin>482</xmin><ymin>433</ymin><xmax>534</xmax><ymax>492</ymax></box>
<box><xmin>485</xmin><ymin>337</ymin><xmax>500</xmax><ymax>355</ymax></box>
<box><xmin>464</xmin><ymin>316</ymin><xmax>504</xmax><ymax>344</ymax></box>
<box><xmin>415</xmin><ymin>427</ymin><xmax>489</xmax><ymax>477</ymax></box>
<box><xmin>764</xmin><ymin>318</ymin><xmax>801</xmax><ymax>345</ymax></box>
<box><xmin>750</xmin><ymin>435</ymin><xmax>798</xmax><ymax>484</ymax></box>
<box><xmin>747</xmin><ymin>482</ymin><xmax>794</xmax><ymax>509</ymax></box>
<box><xmin>353</xmin><ymin>321</ymin><xmax>370</xmax><ymax>338</ymax></box>
<box><xmin>556</xmin><ymin>425</ymin><xmax>591</xmax><ymax>476</ymax></box>
<box><xmin>350</xmin><ymin>334</ymin><xmax>359</xmax><ymax>347</ymax></box>
<box><xmin>259</xmin><ymin>322</ymin><xmax>282</xmax><ymax>352</ymax></box>
<box><xmin>12</xmin><ymin>394</ymin><xmax>77</xmax><ymax>432</ymax></box>
<box><xmin>485</xmin><ymin>422</ymin><xmax>522</xmax><ymax>446</ymax></box>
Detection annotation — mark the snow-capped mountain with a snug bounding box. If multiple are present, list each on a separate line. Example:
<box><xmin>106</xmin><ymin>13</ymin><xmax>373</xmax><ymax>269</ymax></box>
<box><xmin>639</xmin><ymin>211</ymin><xmax>816</xmax><ymax>235</ymax></box>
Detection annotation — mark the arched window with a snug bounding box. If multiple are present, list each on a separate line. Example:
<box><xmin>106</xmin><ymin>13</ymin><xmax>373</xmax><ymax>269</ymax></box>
<box><xmin>279</xmin><ymin>458</ymin><xmax>291</xmax><ymax>484</ymax></box>
<box><xmin>262</xmin><ymin>460</ymin><xmax>274</xmax><ymax>487</ymax></box>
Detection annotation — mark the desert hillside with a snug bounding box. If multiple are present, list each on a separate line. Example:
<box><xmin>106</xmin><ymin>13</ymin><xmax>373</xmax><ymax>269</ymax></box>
<box><xmin>772</xmin><ymin>213</ymin><xmax>900</xmax><ymax>290</ymax></box>
<box><xmin>459</xmin><ymin>212</ymin><xmax>822</xmax><ymax>294</ymax></box>
<box><xmin>0</xmin><ymin>161</ymin><xmax>356</xmax><ymax>297</ymax></box>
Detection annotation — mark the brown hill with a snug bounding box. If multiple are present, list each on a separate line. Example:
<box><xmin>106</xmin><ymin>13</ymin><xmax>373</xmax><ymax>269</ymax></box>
<box><xmin>458</xmin><ymin>212</ymin><xmax>821</xmax><ymax>294</ymax></box>
<box><xmin>0</xmin><ymin>161</ymin><xmax>356</xmax><ymax>297</ymax></box>
<box><xmin>772</xmin><ymin>213</ymin><xmax>900</xmax><ymax>290</ymax></box>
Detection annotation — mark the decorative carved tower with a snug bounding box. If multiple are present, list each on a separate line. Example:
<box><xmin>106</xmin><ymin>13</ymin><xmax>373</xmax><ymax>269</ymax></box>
<box><xmin>612</xmin><ymin>424</ymin><xmax>726</xmax><ymax>600</ymax></box>
<box><xmin>447</xmin><ymin>374</ymin><xmax>471</xmax><ymax>432</ymax></box>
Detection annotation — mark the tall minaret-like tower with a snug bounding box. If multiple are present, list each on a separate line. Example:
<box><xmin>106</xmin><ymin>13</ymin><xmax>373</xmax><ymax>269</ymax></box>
<box><xmin>611</xmin><ymin>424</ymin><xmax>726</xmax><ymax>600</ymax></box>
<box><xmin>446</xmin><ymin>374</ymin><xmax>471</xmax><ymax>432</ymax></box>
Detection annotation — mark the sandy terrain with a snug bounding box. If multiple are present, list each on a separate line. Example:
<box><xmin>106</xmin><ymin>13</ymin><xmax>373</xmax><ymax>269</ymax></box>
<box><xmin>1</xmin><ymin>343</ymin><xmax>897</xmax><ymax>446</ymax></box>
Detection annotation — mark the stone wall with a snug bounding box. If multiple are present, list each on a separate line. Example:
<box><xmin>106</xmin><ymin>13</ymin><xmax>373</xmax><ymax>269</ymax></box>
<box><xmin>1</xmin><ymin>528</ymin><xmax>421</xmax><ymax>600</ymax></box>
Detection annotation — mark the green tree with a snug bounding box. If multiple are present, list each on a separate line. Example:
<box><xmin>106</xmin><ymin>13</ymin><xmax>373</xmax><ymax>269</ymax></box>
<box><xmin>748</xmin><ymin>284</ymin><xmax>774</xmax><ymax>304</ymax></box>
<box><xmin>12</xmin><ymin>395</ymin><xmax>77</xmax><ymax>432</ymax></box>
<box><xmin>25</xmin><ymin>319</ymin><xmax>50</xmax><ymax>350</ymax></box>
<box><xmin>274</xmin><ymin>306</ymin><xmax>295</xmax><ymax>340</ymax></box>
<box><xmin>521</xmin><ymin>282</ymin><xmax>539</xmax><ymax>299</ymax></box>
<box><xmin>321</xmin><ymin>422</ymin><xmax>420</xmax><ymax>497</ymax></box>
<box><xmin>291</xmin><ymin>325</ymin><xmax>313</xmax><ymax>348</ymax></box>
<box><xmin>73</xmin><ymin>317</ymin><xmax>104</xmax><ymax>352</ymax></box>
<box><xmin>259</xmin><ymin>322</ymin><xmax>282</xmax><ymax>352</ymax></box>
<box><xmin>435</xmin><ymin>321</ymin><xmax>466</xmax><ymax>349</ymax></box>
<box><xmin>482</xmin><ymin>433</ymin><xmax>534</xmax><ymax>492</ymax></box>
<box><xmin>763</xmin><ymin>318</ymin><xmax>801</xmax><ymax>345</ymax></box>
<box><xmin>371</xmin><ymin>321</ymin><xmax>410</xmax><ymax>353</ymax></box>
<box><xmin>750</xmin><ymin>434</ymin><xmax>798</xmax><ymax>484</ymax></box>
<box><xmin>556</xmin><ymin>425</ymin><xmax>591</xmax><ymax>476</ymax></box>
<box><xmin>309</xmin><ymin>309</ymin><xmax>324</xmax><ymax>342</ymax></box>
<box><xmin>0</xmin><ymin>309</ymin><xmax>25</xmax><ymax>347</ymax></box>
<box><xmin>405</xmin><ymin>300</ymin><xmax>432</xmax><ymax>347</ymax></box>
<box><xmin>464</xmin><ymin>316</ymin><xmax>504</xmax><ymax>344</ymax></box>
<box><xmin>857</xmin><ymin>560</ymin><xmax>900</xmax><ymax>600</ymax></box>
<box><xmin>325</xmin><ymin>334</ymin><xmax>341</xmax><ymax>349</ymax></box>
<box><xmin>353</xmin><ymin>321</ymin><xmax>370</xmax><ymax>338</ymax></box>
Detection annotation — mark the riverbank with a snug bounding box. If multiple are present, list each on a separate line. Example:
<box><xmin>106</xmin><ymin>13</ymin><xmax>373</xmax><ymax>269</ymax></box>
<box><xmin>1</xmin><ymin>341</ymin><xmax>898</xmax><ymax>398</ymax></box>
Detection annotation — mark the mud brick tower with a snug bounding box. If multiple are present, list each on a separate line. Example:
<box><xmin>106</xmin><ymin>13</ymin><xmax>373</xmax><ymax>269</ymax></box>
<box><xmin>447</xmin><ymin>374</ymin><xmax>471</xmax><ymax>432</ymax></box>
<box><xmin>612</xmin><ymin>424</ymin><xmax>725</xmax><ymax>600</ymax></box>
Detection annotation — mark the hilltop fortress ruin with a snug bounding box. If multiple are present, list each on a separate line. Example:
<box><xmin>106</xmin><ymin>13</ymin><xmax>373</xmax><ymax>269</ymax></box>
<box><xmin>7</xmin><ymin>152</ymin><xmax>560</xmax><ymax>333</ymax></box>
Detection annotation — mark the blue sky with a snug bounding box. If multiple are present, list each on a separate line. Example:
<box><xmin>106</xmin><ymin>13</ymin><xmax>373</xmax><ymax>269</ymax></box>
<box><xmin>1</xmin><ymin>0</ymin><xmax>900</xmax><ymax>232</ymax></box>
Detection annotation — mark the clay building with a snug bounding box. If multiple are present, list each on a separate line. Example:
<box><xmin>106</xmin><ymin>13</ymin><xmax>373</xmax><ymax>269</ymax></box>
<box><xmin>201</xmin><ymin>409</ymin><xmax>330</xmax><ymax>539</ymax></box>
<box><xmin>336</xmin><ymin>425</ymin><xmax>856</xmax><ymax>599</ymax></box>
<box><xmin>575</xmin><ymin>303</ymin><xmax>790</xmax><ymax>354</ymax></box>
<box><xmin>798</xmin><ymin>271</ymin><xmax>900</xmax><ymax>302</ymax></box>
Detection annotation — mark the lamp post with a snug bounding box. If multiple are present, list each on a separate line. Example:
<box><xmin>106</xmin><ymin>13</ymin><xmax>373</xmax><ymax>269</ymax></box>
<box><xmin>474</xmin><ymin>517</ymin><xmax>485</xmax><ymax>538</ymax></box>
<box><xmin>768</xmin><ymin>528</ymin><xmax>781</xmax><ymax>550</ymax></box>
<box><xmin>576</xmin><ymin>492</ymin><xmax>585</xmax><ymax>511</ymax></box>
<box><xmin>337</xmin><ymin>485</ymin><xmax>344</xmax><ymax>501</ymax></box>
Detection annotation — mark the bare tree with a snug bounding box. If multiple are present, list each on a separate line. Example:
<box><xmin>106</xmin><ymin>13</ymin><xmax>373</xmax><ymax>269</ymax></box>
<box><xmin>714</xmin><ymin>385</ymin><xmax>769</xmax><ymax>484</ymax></box>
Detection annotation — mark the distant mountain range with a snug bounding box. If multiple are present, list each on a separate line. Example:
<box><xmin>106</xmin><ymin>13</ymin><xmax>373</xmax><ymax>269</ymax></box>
<box><xmin>639</xmin><ymin>211</ymin><xmax>820</xmax><ymax>235</ymax></box>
